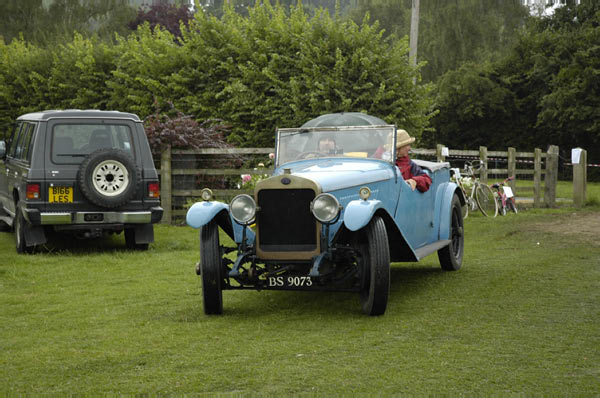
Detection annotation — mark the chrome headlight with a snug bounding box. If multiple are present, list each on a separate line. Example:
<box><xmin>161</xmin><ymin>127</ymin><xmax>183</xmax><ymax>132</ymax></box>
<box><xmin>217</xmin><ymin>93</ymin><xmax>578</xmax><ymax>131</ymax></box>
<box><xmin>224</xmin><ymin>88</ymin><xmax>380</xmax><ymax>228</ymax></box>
<box><xmin>230</xmin><ymin>194</ymin><xmax>256</xmax><ymax>225</ymax></box>
<box><xmin>359</xmin><ymin>186</ymin><xmax>371</xmax><ymax>201</ymax></box>
<box><xmin>200</xmin><ymin>188</ymin><xmax>213</xmax><ymax>201</ymax></box>
<box><xmin>310</xmin><ymin>193</ymin><xmax>341</xmax><ymax>224</ymax></box>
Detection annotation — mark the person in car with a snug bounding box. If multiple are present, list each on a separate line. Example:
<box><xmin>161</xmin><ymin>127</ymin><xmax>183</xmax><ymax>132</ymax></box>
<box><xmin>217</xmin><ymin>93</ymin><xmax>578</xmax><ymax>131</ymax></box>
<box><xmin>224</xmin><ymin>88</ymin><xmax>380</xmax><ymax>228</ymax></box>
<box><xmin>395</xmin><ymin>129</ymin><xmax>432</xmax><ymax>192</ymax></box>
<box><xmin>318</xmin><ymin>136</ymin><xmax>339</xmax><ymax>154</ymax></box>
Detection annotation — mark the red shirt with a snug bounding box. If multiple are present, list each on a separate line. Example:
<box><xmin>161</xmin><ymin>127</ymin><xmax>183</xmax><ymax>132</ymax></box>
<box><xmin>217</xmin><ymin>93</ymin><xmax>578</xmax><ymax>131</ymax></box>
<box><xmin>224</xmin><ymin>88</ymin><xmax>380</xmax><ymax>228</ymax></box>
<box><xmin>395</xmin><ymin>156</ymin><xmax>432</xmax><ymax>193</ymax></box>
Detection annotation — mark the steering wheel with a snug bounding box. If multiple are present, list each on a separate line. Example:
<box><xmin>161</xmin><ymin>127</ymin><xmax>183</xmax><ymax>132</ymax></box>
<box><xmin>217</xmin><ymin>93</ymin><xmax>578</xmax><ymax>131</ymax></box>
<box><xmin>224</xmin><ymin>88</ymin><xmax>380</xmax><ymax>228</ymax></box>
<box><xmin>295</xmin><ymin>151</ymin><xmax>327</xmax><ymax>160</ymax></box>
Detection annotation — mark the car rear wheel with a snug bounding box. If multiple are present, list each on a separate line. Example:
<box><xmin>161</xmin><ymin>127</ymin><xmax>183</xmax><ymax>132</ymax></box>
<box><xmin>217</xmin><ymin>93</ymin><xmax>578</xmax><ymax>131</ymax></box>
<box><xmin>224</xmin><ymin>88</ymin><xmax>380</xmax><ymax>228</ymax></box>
<box><xmin>200</xmin><ymin>219</ymin><xmax>223</xmax><ymax>315</ymax></box>
<box><xmin>358</xmin><ymin>216</ymin><xmax>390</xmax><ymax>316</ymax></box>
<box><xmin>78</xmin><ymin>148</ymin><xmax>141</xmax><ymax>209</ymax></box>
<box><xmin>438</xmin><ymin>194</ymin><xmax>464</xmax><ymax>271</ymax></box>
<box><xmin>14</xmin><ymin>203</ymin><xmax>34</xmax><ymax>254</ymax></box>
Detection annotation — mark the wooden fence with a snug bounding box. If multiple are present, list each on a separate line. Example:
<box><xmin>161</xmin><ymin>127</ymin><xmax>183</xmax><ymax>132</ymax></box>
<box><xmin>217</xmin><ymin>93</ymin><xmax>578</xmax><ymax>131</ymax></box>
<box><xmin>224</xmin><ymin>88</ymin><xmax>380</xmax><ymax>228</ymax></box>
<box><xmin>156</xmin><ymin>144</ymin><xmax>589</xmax><ymax>223</ymax></box>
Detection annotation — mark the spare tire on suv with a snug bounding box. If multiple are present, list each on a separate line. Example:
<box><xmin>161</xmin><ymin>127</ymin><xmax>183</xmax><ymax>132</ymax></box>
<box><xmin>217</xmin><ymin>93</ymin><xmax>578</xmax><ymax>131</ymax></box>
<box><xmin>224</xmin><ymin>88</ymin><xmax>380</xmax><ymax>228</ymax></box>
<box><xmin>78</xmin><ymin>148</ymin><xmax>142</xmax><ymax>209</ymax></box>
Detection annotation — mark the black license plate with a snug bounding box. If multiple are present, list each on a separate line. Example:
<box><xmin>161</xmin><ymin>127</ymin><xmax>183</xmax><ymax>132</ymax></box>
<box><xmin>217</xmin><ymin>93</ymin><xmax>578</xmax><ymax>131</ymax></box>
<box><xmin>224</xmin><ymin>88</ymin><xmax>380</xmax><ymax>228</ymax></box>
<box><xmin>266</xmin><ymin>275</ymin><xmax>314</xmax><ymax>288</ymax></box>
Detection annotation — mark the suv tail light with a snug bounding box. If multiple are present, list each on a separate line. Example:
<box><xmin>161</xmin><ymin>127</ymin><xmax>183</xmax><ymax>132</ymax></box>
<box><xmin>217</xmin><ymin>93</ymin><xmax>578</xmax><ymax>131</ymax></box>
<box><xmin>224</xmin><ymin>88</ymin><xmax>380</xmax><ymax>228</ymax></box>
<box><xmin>26</xmin><ymin>183</ymin><xmax>40</xmax><ymax>200</ymax></box>
<box><xmin>148</xmin><ymin>182</ymin><xmax>160</xmax><ymax>198</ymax></box>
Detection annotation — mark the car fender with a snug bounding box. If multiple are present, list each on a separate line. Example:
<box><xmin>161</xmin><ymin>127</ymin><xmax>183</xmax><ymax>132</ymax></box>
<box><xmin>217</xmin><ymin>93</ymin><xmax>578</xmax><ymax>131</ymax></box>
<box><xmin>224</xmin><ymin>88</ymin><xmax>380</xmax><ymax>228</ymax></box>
<box><xmin>343</xmin><ymin>199</ymin><xmax>385</xmax><ymax>232</ymax></box>
<box><xmin>186</xmin><ymin>201</ymin><xmax>255</xmax><ymax>245</ymax></box>
<box><xmin>437</xmin><ymin>182</ymin><xmax>461</xmax><ymax>241</ymax></box>
<box><xmin>186</xmin><ymin>201</ymin><xmax>229</xmax><ymax>229</ymax></box>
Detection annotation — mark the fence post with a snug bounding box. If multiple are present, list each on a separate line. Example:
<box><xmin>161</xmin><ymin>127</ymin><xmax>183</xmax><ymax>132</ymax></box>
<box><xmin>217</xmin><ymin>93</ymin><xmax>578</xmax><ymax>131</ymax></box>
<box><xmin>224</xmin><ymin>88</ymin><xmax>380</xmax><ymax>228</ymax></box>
<box><xmin>160</xmin><ymin>145</ymin><xmax>172</xmax><ymax>224</ymax></box>
<box><xmin>507</xmin><ymin>147</ymin><xmax>516</xmax><ymax>190</ymax></box>
<box><xmin>544</xmin><ymin>145</ymin><xmax>559</xmax><ymax>208</ymax></box>
<box><xmin>534</xmin><ymin>148</ymin><xmax>542</xmax><ymax>208</ymax></box>
<box><xmin>573</xmin><ymin>148</ymin><xmax>587</xmax><ymax>208</ymax></box>
<box><xmin>436</xmin><ymin>144</ymin><xmax>445</xmax><ymax>162</ymax></box>
<box><xmin>479</xmin><ymin>146</ymin><xmax>488</xmax><ymax>184</ymax></box>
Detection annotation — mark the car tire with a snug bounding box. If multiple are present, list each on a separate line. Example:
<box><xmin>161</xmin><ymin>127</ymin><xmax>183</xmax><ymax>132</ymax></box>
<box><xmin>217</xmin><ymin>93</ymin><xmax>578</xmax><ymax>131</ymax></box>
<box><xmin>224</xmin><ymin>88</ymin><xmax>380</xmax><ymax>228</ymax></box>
<box><xmin>438</xmin><ymin>194</ymin><xmax>464</xmax><ymax>271</ymax></box>
<box><xmin>78</xmin><ymin>148</ymin><xmax>141</xmax><ymax>209</ymax></box>
<box><xmin>124</xmin><ymin>228</ymin><xmax>149</xmax><ymax>251</ymax></box>
<box><xmin>359</xmin><ymin>216</ymin><xmax>390</xmax><ymax>316</ymax></box>
<box><xmin>200</xmin><ymin>219</ymin><xmax>223</xmax><ymax>315</ymax></box>
<box><xmin>14</xmin><ymin>203</ymin><xmax>34</xmax><ymax>254</ymax></box>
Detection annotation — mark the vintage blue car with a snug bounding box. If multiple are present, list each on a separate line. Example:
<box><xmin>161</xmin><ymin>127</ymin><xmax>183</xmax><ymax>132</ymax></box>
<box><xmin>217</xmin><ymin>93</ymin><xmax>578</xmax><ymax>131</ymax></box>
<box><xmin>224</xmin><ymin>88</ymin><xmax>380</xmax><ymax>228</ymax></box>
<box><xmin>186</xmin><ymin>113</ymin><xmax>465</xmax><ymax>316</ymax></box>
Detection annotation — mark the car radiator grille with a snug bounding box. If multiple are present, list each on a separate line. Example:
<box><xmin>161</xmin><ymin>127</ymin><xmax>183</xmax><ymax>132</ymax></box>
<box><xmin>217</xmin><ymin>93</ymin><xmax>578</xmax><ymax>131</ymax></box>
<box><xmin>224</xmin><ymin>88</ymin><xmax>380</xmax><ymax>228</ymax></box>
<box><xmin>257</xmin><ymin>188</ymin><xmax>316</xmax><ymax>252</ymax></box>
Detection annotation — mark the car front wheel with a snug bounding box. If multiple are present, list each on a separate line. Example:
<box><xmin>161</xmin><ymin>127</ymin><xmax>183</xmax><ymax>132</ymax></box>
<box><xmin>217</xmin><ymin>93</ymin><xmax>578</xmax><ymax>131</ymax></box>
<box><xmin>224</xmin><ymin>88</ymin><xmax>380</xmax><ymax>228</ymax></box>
<box><xmin>200</xmin><ymin>219</ymin><xmax>223</xmax><ymax>315</ymax></box>
<box><xmin>358</xmin><ymin>216</ymin><xmax>390</xmax><ymax>316</ymax></box>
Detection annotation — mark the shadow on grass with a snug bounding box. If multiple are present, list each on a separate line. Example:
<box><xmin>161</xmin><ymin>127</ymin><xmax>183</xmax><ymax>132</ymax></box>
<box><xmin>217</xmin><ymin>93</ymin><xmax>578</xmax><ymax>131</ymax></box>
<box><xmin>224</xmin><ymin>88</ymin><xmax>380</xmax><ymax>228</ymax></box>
<box><xmin>28</xmin><ymin>231</ymin><xmax>132</xmax><ymax>255</ymax></box>
<box><xmin>172</xmin><ymin>264</ymin><xmax>449</xmax><ymax>321</ymax></box>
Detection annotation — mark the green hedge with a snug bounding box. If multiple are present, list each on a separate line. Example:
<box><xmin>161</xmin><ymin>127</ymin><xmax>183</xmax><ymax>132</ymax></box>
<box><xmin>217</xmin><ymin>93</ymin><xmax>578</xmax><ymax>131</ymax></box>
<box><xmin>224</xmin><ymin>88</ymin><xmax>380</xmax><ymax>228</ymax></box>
<box><xmin>0</xmin><ymin>2</ymin><xmax>434</xmax><ymax>147</ymax></box>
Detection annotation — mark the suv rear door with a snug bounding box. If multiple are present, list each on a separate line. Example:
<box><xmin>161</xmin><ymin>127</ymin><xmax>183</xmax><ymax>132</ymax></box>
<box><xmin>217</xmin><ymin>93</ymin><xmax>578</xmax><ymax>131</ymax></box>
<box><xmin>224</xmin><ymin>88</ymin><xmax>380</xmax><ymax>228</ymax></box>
<box><xmin>45</xmin><ymin>118</ymin><xmax>141</xmax><ymax>211</ymax></box>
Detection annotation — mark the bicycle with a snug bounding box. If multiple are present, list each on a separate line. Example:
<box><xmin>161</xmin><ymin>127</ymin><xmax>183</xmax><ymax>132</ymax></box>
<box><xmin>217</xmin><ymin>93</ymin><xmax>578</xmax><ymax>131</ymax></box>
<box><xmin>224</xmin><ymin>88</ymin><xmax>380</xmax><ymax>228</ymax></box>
<box><xmin>450</xmin><ymin>160</ymin><xmax>498</xmax><ymax>218</ymax></box>
<box><xmin>491</xmin><ymin>176</ymin><xmax>518</xmax><ymax>216</ymax></box>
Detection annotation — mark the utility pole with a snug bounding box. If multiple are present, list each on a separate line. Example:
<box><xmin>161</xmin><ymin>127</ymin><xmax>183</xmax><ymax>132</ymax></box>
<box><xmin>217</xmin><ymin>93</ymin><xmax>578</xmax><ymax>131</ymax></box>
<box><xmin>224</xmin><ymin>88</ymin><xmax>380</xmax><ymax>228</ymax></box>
<box><xmin>409</xmin><ymin>0</ymin><xmax>420</xmax><ymax>83</ymax></box>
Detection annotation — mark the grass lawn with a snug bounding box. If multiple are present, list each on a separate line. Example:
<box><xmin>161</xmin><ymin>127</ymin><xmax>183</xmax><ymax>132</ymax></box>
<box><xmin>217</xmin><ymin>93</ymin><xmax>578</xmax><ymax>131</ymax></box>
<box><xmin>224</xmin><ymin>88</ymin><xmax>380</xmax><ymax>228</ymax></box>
<box><xmin>1</xmin><ymin>207</ymin><xmax>599</xmax><ymax>393</ymax></box>
<box><xmin>509</xmin><ymin>179</ymin><xmax>600</xmax><ymax>206</ymax></box>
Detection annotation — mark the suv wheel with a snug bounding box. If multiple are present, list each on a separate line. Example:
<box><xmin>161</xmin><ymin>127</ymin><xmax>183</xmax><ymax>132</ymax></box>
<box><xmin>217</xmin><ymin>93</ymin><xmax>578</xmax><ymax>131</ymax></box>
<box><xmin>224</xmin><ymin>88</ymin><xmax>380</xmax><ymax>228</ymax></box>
<box><xmin>15</xmin><ymin>203</ymin><xmax>34</xmax><ymax>254</ymax></box>
<box><xmin>78</xmin><ymin>149</ymin><xmax>141</xmax><ymax>208</ymax></box>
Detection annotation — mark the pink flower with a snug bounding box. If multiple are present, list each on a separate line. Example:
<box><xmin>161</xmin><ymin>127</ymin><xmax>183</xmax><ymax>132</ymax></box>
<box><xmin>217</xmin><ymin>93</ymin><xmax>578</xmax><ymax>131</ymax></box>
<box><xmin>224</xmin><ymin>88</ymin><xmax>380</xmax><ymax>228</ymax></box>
<box><xmin>241</xmin><ymin>174</ymin><xmax>252</xmax><ymax>184</ymax></box>
<box><xmin>269</xmin><ymin>152</ymin><xmax>275</xmax><ymax>159</ymax></box>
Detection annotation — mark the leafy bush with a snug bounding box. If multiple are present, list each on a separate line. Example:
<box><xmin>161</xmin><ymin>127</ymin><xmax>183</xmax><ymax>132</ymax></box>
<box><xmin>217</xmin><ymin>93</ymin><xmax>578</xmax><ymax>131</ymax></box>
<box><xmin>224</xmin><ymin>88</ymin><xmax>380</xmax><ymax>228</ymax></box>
<box><xmin>0</xmin><ymin>1</ymin><xmax>433</xmax><ymax>148</ymax></box>
<box><xmin>143</xmin><ymin>101</ymin><xmax>231</xmax><ymax>153</ymax></box>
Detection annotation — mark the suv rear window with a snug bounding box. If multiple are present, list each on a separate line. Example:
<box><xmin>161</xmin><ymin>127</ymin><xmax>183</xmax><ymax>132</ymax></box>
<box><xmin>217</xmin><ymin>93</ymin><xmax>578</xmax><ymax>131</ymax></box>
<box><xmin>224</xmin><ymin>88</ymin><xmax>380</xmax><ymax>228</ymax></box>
<box><xmin>51</xmin><ymin>123</ymin><xmax>134</xmax><ymax>164</ymax></box>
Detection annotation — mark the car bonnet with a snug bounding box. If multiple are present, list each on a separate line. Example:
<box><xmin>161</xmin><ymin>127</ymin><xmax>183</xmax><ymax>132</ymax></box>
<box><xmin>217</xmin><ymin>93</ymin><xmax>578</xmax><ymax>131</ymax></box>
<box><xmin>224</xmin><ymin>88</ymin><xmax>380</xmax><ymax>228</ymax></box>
<box><xmin>273</xmin><ymin>158</ymin><xmax>396</xmax><ymax>192</ymax></box>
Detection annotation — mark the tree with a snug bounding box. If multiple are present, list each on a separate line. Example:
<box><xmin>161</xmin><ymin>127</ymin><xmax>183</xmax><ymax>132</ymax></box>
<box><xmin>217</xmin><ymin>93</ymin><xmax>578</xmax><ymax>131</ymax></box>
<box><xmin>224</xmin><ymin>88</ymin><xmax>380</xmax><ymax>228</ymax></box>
<box><xmin>0</xmin><ymin>0</ymin><xmax>136</xmax><ymax>45</ymax></box>
<box><xmin>350</xmin><ymin>0</ymin><xmax>529</xmax><ymax>82</ymax></box>
<box><xmin>129</xmin><ymin>2</ymin><xmax>193</xmax><ymax>39</ymax></box>
<box><xmin>429</xmin><ymin>2</ymin><xmax>600</xmax><ymax>165</ymax></box>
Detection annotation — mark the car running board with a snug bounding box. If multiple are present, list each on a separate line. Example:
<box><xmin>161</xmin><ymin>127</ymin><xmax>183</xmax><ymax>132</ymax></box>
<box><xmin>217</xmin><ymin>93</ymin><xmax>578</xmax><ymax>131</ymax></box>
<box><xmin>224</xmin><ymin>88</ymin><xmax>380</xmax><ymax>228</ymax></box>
<box><xmin>414</xmin><ymin>239</ymin><xmax>451</xmax><ymax>261</ymax></box>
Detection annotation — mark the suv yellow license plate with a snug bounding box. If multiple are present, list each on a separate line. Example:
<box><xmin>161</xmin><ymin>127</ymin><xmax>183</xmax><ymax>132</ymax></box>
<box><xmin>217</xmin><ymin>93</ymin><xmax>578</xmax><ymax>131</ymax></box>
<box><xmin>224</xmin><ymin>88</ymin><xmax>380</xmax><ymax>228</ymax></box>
<box><xmin>49</xmin><ymin>186</ymin><xmax>73</xmax><ymax>203</ymax></box>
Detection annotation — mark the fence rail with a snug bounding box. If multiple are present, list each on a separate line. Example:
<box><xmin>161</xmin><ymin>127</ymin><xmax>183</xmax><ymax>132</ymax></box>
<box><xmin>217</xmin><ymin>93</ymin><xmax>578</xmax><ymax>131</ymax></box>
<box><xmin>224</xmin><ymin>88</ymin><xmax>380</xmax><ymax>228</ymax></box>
<box><xmin>156</xmin><ymin>144</ymin><xmax>588</xmax><ymax>223</ymax></box>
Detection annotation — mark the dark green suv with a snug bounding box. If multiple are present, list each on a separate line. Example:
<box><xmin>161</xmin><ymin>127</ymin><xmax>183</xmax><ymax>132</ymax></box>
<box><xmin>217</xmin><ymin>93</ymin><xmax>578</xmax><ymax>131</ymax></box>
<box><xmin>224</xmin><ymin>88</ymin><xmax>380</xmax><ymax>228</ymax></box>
<box><xmin>0</xmin><ymin>110</ymin><xmax>163</xmax><ymax>253</ymax></box>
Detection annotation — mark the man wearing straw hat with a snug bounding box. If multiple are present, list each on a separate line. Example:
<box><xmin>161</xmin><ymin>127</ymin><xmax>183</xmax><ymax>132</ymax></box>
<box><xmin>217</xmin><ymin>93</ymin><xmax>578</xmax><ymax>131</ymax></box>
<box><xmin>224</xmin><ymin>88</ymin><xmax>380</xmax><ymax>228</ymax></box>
<box><xmin>395</xmin><ymin>129</ymin><xmax>432</xmax><ymax>192</ymax></box>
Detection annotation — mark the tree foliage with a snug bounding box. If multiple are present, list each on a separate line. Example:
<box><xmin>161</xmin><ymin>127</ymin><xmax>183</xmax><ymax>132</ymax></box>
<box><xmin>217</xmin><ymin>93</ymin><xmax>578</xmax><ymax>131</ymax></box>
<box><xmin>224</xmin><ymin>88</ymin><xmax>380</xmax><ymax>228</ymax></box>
<box><xmin>427</xmin><ymin>2</ymin><xmax>600</xmax><ymax>164</ymax></box>
<box><xmin>144</xmin><ymin>101</ymin><xmax>231</xmax><ymax>153</ymax></box>
<box><xmin>0</xmin><ymin>1</ymin><xmax>433</xmax><ymax>148</ymax></box>
<box><xmin>129</xmin><ymin>2</ymin><xmax>193</xmax><ymax>39</ymax></box>
<box><xmin>0</xmin><ymin>0</ymin><xmax>136</xmax><ymax>45</ymax></box>
<box><xmin>350</xmin><ymin>0</ymin><xmax>529</xmax><ymax>82</ymax></box>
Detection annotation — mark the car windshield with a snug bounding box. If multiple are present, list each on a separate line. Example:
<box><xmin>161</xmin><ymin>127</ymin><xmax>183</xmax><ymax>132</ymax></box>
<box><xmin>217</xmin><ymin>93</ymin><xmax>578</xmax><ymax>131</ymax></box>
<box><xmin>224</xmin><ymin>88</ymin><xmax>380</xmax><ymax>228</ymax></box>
<box><xmin>275</xmin><ymin>125</ymin><xmax>396</xmax><ymax>167</ymax></box>
<box><xmin>51</xmin><ymin>123</ymin><xmax>134</xmax><ymax>164</ymax></box>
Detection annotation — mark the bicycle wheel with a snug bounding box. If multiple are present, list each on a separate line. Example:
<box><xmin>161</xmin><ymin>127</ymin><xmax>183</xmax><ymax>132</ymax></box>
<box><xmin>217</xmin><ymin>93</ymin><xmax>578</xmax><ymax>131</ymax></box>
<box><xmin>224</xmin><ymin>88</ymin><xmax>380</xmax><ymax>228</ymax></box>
<box><xmin>475</xmin><ymin>184</ymin><xmax>498</xmax><ymax>217</ymax></box>
<box><xmin>498</xmin><ymin>198</ymin><xmax>507</xmax><ymax>216</ymax></box>
<box><xmin>507</xmin><ymin>198</ymin><xmax>518</xmax><ymax>214</ymax></box>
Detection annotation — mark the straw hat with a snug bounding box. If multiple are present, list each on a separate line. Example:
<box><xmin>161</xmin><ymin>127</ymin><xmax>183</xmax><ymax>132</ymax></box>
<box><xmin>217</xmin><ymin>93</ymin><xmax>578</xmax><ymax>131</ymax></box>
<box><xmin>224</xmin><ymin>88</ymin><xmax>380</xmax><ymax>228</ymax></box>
<box><xmin>395</xmin><ymin>129</ymin><xmax>415</xmax><ymax>148</ymax></box>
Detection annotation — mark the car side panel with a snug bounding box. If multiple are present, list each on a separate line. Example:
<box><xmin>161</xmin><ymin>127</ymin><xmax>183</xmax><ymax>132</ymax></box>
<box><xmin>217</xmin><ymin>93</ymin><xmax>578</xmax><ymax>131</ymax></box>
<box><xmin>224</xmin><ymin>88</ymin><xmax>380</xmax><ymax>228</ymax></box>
<box><xmin>394</xmin><ymin>168</ymin><xmax>435</xmax><ymax>249</ymax></box>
